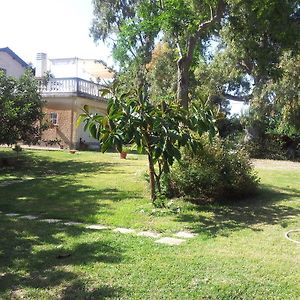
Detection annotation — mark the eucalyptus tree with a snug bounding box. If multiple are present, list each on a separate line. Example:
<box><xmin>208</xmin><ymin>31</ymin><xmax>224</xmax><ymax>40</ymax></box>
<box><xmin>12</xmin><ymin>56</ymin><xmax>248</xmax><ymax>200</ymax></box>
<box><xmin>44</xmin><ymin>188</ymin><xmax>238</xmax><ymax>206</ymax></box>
<box><xmin>91</xmin><ymin>0</ymin><xmax>299</xmax><ymax>108</ymax></box>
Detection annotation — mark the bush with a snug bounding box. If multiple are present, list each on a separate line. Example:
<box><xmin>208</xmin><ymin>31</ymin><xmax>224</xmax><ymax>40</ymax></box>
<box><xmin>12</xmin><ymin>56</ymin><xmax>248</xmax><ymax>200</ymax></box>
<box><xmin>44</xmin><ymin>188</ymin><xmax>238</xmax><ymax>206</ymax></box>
<box><xmin>168</xmin><ymin>137</ymin><xmax>259</xmax><ymax>202</ymax></box>
<box><xmin>243</xmin><ymin>134</ymin><xmax>300</xmax><ymax>161</ymax></box>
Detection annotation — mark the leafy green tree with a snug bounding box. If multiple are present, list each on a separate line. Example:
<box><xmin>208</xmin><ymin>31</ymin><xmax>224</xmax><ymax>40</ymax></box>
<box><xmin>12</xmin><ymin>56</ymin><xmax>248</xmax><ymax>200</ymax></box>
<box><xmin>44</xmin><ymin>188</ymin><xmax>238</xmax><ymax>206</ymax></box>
<box><xmin>240</xmin><ymin>51</ymin><xmax>300</xmax><ymax>159</ymax></box>
<box><xmin>146</xmin><ymin>42</ymin><xmax>177</xmax><ymax>102</ymax></box>
<box><xmin>268</xmin><ymin>52</ymin><xmax>300</xmax><ymax>135</ymax></box>
<box><xmin>91</xmin><ymin>0</ymin><xmax>299</xmax><ymax>108</ymax></box>
<box><xmin>0</xmin><ymin>70</ymin><xmax>44</xmax><ymax>146</ymax></box>
<box><xmin>78</xmin><ymin>83</ymin><xmax>216</xmax><ymax>202</ymax></box>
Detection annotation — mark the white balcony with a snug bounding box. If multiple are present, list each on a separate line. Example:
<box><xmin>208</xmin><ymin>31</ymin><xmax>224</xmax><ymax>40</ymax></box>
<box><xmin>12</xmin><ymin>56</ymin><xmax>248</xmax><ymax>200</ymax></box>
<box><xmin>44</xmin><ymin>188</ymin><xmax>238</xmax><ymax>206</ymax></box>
<box><xmin>38</xmin><ymin>77</ymin><xmax>108</xmax><ymax>101</ymax></box>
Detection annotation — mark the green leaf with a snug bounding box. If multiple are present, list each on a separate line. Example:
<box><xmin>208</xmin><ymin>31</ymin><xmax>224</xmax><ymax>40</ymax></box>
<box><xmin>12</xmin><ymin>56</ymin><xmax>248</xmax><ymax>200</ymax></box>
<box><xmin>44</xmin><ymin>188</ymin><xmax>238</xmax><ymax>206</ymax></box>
<box><xmin>76</xmin><ymin>114</ymin><xmax>86</xmax><ymax>127</ymax></box>
<box><xmin>173</xmin><ymin>146</ymin><xmax>181</xmax><ymax>161</ymax></box>
<box><xmin>101</xmin><ymin>142</ymin><xmax>110</xmax><ymax>153</ymax></box>
<box><xmin>89</xmin><ymin>123</ymin><xmax>97</xmax><ymax>139</ymax></box>
<box><xmin>99</xmin><ymin>88</ymin><xmax>111</xmax><ymax>97</ymax></box>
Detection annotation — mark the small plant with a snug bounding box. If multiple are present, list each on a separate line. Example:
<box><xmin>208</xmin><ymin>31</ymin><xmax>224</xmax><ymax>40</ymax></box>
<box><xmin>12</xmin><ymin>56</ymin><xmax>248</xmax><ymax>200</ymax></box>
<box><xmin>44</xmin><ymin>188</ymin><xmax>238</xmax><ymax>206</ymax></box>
<box><xmin>121</xmin><ymin>145</ymin><xmax>132</xmax><ymax>153</ymax></box>
<box><xmin>42</xmin><ymin>138</ymin><xmax>62</xmax><ymax>148</ymax></box>
<box><xmin>78</xmin><ymin>84</ymin><xmax>216</xmax><ymax>203</ymax></box>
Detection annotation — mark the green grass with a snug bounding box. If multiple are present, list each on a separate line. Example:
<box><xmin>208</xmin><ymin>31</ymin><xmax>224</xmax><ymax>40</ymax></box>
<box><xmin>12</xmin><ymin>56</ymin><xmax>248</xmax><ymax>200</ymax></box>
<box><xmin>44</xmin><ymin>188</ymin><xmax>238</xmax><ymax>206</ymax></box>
<box><xmin>0</xmin><ymin>149</ymin><xmax>299</xmax><ymax>299</ymax></box>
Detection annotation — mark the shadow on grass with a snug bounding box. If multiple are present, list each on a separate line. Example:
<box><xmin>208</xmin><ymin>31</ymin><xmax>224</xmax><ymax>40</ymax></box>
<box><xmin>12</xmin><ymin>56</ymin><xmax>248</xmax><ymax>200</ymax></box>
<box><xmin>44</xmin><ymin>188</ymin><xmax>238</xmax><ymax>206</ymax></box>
<box><xmin>0</xmin><ymin>177</ymin><xmax>141</xmax><ymax>222</ymax></box>
<box><xmin>0</xmin><ymin>217</ymin><xmax>125</xmax><ymax>298</ymax></box>
<box><xmin>177</xmin><ymin>185</ymin><xmax>300</xmax><ymax>237</ymax></box>
<box><xmin>0</xmin><ymin>151</ymin><xmax>142</xmax><ymax>221</ymax></box>
<box><xmin>0</xmin><ymin>150</ymin><xmax>118</xmax><ymax>177</ymax></box>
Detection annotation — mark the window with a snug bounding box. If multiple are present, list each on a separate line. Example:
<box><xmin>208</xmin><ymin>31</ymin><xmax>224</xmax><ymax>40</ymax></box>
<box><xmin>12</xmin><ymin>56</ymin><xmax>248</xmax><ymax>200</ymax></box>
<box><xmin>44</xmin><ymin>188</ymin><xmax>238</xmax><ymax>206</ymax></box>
<box><xmin>50</xmin><ymin>112</ymin><xmax>58</xmax><ymax>125</ymax></box>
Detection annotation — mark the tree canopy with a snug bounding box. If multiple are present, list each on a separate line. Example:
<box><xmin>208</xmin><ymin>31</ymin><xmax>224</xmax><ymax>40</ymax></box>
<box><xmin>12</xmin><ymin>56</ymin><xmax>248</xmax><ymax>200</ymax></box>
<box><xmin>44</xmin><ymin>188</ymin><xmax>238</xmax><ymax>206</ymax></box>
<box><xmin>91</xmin><ymin>0</ymin><xmax>300</xmax><ymax>108</ymax></box>
<box><xmin>0</xmin><ymin>70</ymin><xmax>44</xmax><ymax>146</ymax></box>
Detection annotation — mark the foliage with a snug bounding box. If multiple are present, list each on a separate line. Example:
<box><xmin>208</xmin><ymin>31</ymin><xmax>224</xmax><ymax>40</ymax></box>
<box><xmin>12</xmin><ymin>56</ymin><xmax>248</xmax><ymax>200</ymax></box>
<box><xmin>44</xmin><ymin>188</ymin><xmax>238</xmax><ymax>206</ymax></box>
<box><xmin>223</xmin><ymin>0</ymin><xmax>299</xmax><ymax>80</ymax></box>
<box><xmin>146</xmin><ymin>42</ymin><xmax>177</xmax><ymax>102</ymax></box>
<box><xmin>168</xmin><ymin>136</ymin><xmax>259</xmax><ymax>202</ymax></box>
<box><xmin>267</xmin><ymin>52</ymin><xmax>300</xmax><ymax>135</ymax></box>
<box><xmin>78</xmin><ymin>83</ymin><xmax>216</xmax><ymax>202</ymax></box>
<box><xmin>0</xmin><ymin>70</ymin><xmax>44</xmax><ymax>146</ymax></box>
<box><xmin>241</xmin><ymin>52</ymin><xmax>300</xmax><ymax>160</ymax></box>
<box><xmin>91</xmin><ymin>0</ymin><xmax>299</xmax><ymax>108</ymax></box>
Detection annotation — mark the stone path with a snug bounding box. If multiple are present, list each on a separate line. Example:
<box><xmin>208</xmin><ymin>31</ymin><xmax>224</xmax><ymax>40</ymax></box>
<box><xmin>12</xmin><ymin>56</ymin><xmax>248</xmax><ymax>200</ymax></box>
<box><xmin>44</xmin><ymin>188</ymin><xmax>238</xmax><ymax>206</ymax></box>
<box><xmin>0</xmin><ymin>177</ymin><xmax>34</xmax><ymax>187</ymax></box>
<box><xmin>1</xmin><ymin>211</ymin><xmax>198</xmax><ymax>246</ymax></box>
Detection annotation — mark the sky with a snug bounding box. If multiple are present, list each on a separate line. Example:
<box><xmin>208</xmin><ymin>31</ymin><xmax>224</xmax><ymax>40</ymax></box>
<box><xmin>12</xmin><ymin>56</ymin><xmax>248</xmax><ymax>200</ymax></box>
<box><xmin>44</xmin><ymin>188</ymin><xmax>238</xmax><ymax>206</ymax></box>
<box><xmin>0</xmin><ymin>0</ymin><xmax>112</xmax><ymax>65</ymax></box>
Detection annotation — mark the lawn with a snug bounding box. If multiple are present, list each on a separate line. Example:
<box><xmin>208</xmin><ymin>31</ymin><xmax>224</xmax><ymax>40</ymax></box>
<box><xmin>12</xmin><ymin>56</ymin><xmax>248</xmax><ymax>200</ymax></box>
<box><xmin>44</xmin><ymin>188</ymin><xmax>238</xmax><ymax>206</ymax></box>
<box><xmin>0</xmin><ymin>149</ymin><xmax>299</xmax><ymax>299</ymax></box>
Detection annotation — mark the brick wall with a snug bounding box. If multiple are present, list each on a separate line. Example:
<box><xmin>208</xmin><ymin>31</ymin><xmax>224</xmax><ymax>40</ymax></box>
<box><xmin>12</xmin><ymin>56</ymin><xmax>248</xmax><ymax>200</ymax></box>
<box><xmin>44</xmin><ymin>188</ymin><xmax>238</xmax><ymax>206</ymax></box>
<box><xmin>41</xmin><ymin>107</ymin><xmax>74</xmax><ymax>149</ymax></box>
<box><xmin>41</xmin><ymin>96</ymin><xmax>107</xmax><ymax>149</ymax></box>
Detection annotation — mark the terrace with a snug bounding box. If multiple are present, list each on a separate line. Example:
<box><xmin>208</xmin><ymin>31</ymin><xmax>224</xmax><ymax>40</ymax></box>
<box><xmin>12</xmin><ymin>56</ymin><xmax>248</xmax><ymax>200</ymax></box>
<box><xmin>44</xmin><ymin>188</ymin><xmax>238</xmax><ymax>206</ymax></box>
<box><xmin>38</xmin><ymin>77</ymin><xmax>108</xmax><ymax>101</ymax></box>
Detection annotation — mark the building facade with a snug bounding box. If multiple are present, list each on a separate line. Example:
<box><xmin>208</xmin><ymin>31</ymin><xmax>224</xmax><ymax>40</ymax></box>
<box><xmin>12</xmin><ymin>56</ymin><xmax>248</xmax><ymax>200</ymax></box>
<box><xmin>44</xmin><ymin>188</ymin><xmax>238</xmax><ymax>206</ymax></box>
<box><xmin>37</xmin><ymin>53</ymin><xmax>113</xmax><ymax>149</ymax></box>
<box><xmin>40</xmin><ymin>77</ymin><xmax>108</xmax><ymax>149</ymax></box>
<box><xmin>0</xmin><ymin>48</ymin><xmax>112</xmax><ymax>149</ymax></box>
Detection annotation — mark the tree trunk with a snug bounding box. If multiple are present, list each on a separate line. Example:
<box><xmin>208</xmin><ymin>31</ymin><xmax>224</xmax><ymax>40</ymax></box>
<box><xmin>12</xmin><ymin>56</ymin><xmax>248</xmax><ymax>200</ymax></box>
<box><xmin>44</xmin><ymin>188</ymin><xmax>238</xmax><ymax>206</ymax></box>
<box><xmin>176</xmin><ymin>1</ymin><xmax>225</xmax><ymax>109</ymax></box>
<box><xmin>177</xmin><ymin>58</ymin><xmax>190</xmax><ymax>109</ymax></box>
<box><xmin>147</xmin><ymin>153</ymin><xmax>156</xmax><ymax>202</ymax></box>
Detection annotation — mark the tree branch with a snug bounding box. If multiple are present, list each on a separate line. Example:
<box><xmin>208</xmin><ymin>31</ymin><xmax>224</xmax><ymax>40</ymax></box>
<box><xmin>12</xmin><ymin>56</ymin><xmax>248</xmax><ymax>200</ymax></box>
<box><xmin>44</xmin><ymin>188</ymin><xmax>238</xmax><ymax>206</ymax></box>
<box><xmin>197</xmin><ymin>0</ymin><xmax>225</xmax><ymax>33</ymax></box>
<box><xmin>184</xmin><ymin>0</ymin><xmax>226</xmax><ymax>66</ymax></box>
<box><xmin>176</xmin><ymin>40</ymin><xmax>183</xmax><ymax>59</ymax></box>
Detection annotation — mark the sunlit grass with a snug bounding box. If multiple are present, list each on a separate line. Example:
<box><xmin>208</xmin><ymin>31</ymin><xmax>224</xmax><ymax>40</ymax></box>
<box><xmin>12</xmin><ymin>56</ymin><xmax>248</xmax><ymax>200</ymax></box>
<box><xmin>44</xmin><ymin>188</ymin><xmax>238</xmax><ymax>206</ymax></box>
<box><xmin>0</xmin><ymin>149</ymin><xmax>299</xmax><ymax>299</ymax></box>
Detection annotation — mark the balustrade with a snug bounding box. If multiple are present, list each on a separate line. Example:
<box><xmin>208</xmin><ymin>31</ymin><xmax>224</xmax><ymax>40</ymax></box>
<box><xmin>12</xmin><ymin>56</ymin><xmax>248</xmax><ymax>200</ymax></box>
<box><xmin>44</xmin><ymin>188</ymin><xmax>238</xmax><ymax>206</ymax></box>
<box><xmin>38</xmin><ymin>77</ymin><xmax>107</xmax><ymax>100</ymax></box>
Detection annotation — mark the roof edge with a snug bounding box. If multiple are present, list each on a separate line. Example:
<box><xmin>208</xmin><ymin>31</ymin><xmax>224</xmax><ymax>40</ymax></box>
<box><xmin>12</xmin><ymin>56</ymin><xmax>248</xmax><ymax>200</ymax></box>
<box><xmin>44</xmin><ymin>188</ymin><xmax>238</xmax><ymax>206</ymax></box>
<box><xmin>0</xmin><ymin>47</ymin><xmax>29</xmax><ymax>68</ymax></box>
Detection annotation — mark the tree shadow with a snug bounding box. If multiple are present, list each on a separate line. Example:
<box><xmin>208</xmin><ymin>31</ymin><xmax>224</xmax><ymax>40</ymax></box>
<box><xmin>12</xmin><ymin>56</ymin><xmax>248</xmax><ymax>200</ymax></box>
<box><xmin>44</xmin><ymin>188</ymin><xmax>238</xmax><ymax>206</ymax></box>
<box><xmin>177</xmin><ymin>185</ymin><xmax>300</xmax><ymax>237</ymax></box>
<box><xmin>0</xmin><ymin>151</ymin><xmax>142</xmax><ymax>221</ymax></box>
<box><xmin>60</xmin><ymin>281</ymin><xmax>123</xmax><ymax>299</ymax></box>
<box><xmin>0</xmin><ymin>176</ymin><xmax>140</xmax><ymax>221</ymax></box>
<box><xmin>0</xmin><ymin>150</ymin><xmax>117</xmax><ymax>178</ymax></box>
<box><xmin>0</xmin><ymin>216</ymin><xmax>125</xmax><ymax>298</ymax></box>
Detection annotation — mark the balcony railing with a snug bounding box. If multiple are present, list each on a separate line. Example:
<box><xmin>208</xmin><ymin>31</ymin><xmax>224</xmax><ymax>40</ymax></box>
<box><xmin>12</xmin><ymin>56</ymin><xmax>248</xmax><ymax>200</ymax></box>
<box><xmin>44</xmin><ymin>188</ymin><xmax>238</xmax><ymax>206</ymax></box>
<box><xmin>38</xmin><ymin>77</ymin><xmax>109</xmax><ymax>101</ymax></box>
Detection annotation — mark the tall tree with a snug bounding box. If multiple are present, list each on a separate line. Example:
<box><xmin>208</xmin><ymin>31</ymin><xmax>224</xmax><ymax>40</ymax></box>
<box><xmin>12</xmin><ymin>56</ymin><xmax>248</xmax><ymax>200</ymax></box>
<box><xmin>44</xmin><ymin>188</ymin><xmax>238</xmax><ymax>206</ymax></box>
<box><xmin>91</xmin><ymin>0</ymin><xmax>299</xmax><ymax>108</ymax></box>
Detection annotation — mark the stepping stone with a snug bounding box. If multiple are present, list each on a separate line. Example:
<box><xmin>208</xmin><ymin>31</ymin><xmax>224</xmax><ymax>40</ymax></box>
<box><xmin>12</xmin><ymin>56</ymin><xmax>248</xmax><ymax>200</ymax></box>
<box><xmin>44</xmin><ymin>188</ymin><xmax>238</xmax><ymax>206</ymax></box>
<box><xmin>175</xmin><ymin>231</ymin><xmax>197</xmax><ymax>239</ymax></box>
<box><xmin>0</xmin><ymin>180</ymin><xmax>24</xmax><ymax>187</ymax></box>
<box><xmin>40</xmin><ymin>218</ymin><xmax>61</xmax><ymax>223</ymax></box>
<box><xmin>86</xmin><ymin>224</ymin><xmax>108</xmax><ymax>230</ymax></box>
<box><xmin>137</xmin><ymin>231</ymin><xmax>161</xmax><ymax>238</ymax></box>
<box><xmin>19</xmin><ymin>215</ymin><xmax>38</xmax><ymax>220</ymax></box>
<box><xmin>64</xmin><ymin>221</ymin><xmax>84</xmax><ymax>226</ymax></box>
<box><xmin>5</xmin><ymin>213</ymin><xmax>20</xmax><ymax>217</ymax></box>
<box><xmin>155</xmin><ymin>237</ymin><xmax>186</xmax><ymax>246</ymax></box>
<box><xmin>113</xmin><ymin>228</ymin><xmax>135</xmax><ymax>234</ymax></box>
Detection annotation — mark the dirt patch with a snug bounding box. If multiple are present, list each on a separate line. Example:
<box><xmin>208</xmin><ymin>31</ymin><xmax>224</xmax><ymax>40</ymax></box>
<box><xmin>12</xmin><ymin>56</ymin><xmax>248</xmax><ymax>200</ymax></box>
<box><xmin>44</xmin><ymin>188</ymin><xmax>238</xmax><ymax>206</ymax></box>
<box><xmin>252</xmin><ymin>159</ymin><xmax>300</xmax><ymax>170</ymax></box>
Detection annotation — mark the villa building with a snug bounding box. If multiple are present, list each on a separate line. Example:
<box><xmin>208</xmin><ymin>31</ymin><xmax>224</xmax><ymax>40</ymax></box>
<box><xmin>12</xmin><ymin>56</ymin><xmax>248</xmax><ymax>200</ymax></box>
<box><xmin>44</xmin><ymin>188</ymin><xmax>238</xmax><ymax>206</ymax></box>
<box><xmin>0</xmin><ymin>47</ymin><xmax>113</xmax><ymax>150</ymax></box>
<box><xmin>36</xmin><ymin>53</ymin><xmax>113</xmax><ymax>149</ymax></box>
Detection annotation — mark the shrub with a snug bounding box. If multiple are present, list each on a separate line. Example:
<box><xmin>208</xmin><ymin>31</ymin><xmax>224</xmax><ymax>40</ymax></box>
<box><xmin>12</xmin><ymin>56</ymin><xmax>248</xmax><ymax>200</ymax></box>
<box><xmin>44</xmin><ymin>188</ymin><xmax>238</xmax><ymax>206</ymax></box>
<box><xmin>243</xmin><ymin>134</ymin><xmax>300</xmax><ymax>161</ymax></box>
<box><xmin>168</xmin><ymin>136</ymin><xmax>259</xmax><ymax>202</ymax></box>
